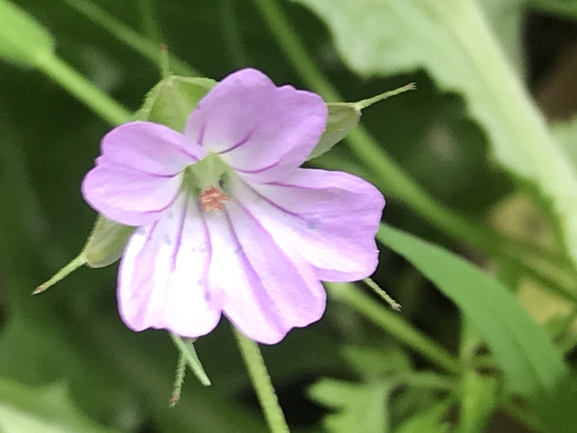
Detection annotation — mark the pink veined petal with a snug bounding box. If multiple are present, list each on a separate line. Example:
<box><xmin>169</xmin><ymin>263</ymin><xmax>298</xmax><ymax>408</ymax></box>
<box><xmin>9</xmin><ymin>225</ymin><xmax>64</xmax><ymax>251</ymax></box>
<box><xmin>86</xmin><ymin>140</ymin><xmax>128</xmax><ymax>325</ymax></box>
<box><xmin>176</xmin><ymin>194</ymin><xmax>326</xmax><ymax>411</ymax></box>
<box><xmin>101</xmin><ymin>121</ymin><xmax>206</xmax><ymax>175</ymax></box>
<box><xmin>82</xmin><ymin>157</ymin><xmax>183</xmax><ymax>226</ymax></box>
<box><xmin>232</xmin><ymin>168</ymin><xmax>385</xmax><ymax>281</ymax></box>
<box><xmin>185</xmin><ymin>68</ymin><xmax>327</xmax><ymax>183</ymax></box>
<box><xmin>118</xmin><ymin>192</ymin><xmax>221</xmax><ymax>338</ymax></box>
<box><xmin>203</xmin><ymin>198</ymin><xmax>326</xmax><ymax>345</ymax></box>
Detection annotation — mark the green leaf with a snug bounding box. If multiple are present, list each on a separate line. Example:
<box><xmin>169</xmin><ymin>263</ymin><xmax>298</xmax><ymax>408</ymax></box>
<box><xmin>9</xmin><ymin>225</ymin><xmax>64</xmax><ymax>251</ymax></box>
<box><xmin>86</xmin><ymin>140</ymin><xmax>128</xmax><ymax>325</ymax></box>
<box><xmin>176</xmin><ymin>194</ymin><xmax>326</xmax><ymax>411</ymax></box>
<box><xmin>459</xmin><ymin>320</ymin><xmax>499</xmax><ymax>432</ymax></box>
<box><xmin>459</xmin><ymin>370</ymin><xmax>498</xmax><ymax>432</ymax></box>
<box><xmin>309</xmin><ymin>379</ymin><xmax>389</xmax><ymax>433</ymax></box>
<box><xmin>535</xmin><ymin>370</ymin><xmax>577</xmax><ymax>433</ymax></box>
<box><xmin>377</xmin><ymin>224</ymin><xmax>566</xmax><ymax>398</ymax></box>
<box><xmin>341</xmin><ymin>346</ymin><xmax>412</xmax><ymax>377</ymax></box>
<box><xmin>394</xmin><ymin>400</ymin><xmax>452</xmax><ymax>433</ymax></box>
<box><xmin>0</xmin><ymin>378</ymin><xmax>119</xmax><ymax>433</ymax></box>
<box><xmin>0</xmin><ymin>0</ymin><xmax>54</xmax><ymax>66</ymax></box>
<box><xmin>295</xmin><ymin>0</ymin><xmax>577</xmax><ymax>269</ymax></box>
<box><xmin>478</xmin><ymin>0</ymin><xmax>525</xmax><ymax>72</ymax></box>
<box><xmin>553</xmin><ymin>116</ymin><xmax>577</xmax><ymax>171</ymax></box>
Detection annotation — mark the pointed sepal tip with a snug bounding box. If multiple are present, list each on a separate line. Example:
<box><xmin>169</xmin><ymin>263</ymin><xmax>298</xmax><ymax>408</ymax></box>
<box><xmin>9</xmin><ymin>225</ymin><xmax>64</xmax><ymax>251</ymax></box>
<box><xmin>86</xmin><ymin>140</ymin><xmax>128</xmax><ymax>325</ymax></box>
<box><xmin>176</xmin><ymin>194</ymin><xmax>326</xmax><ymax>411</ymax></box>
<box><xmin>33</xmin><ymin>254</ymin><xmax>87</xmax><ymax>295</ymax></box>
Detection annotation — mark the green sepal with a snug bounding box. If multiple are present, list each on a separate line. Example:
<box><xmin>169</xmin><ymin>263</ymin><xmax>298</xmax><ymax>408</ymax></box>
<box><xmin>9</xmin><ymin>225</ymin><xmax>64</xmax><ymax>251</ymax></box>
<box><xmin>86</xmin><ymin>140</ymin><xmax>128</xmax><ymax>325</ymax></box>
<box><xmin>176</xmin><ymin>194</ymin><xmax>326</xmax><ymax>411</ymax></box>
<box><xmin>307</xmin><ymin>83</ymin><xmax>415</xmax><ymax>160</ymax></box>
<box><xmin>307</xmin><ymin>102</ymin><xmax>361</xmax><ymax>160</ymax></box>
<box><xmin>34</xmin><ymin>216</ymin><xmax>135</xmax><ymax>293</ymax></box>
<box><xmin>83</xmin><ymin>216</ymin><xmax>136</xmax><ymax>268</ymax></box>
<box><xmin>0</xmin><ymin>0</ymin><xmax>55</xmax><ymax>66</ymax></box>
<box><xmin>136</xmin><ymin>75</ymin><xmax>216</xmax><ymax>131</ymax></box>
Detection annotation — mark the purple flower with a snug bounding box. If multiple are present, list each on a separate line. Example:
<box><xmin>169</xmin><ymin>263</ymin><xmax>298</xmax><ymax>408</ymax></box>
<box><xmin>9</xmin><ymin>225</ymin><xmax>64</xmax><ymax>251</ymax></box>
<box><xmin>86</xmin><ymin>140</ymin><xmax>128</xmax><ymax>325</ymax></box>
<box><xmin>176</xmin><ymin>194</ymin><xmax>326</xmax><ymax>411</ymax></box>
<box><xmin>82</xmin><ymin>68</ymin><xmax>384</xmax><ymax>344</ymax></box>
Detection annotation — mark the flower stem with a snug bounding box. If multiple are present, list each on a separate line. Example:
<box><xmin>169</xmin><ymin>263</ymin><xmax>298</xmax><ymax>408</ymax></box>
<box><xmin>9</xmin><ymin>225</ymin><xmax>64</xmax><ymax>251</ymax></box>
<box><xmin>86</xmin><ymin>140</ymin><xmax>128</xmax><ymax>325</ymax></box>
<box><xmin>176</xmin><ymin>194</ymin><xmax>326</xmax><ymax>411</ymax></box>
<box><xmin>233</xmin><ymin>328</ymin><xmax>291</xmax><ymax>433</ymax></box>
<box><xmin>169</xmin><ymin>350</ymin><xmax>186</xmax><ymax>407</ymax></box>
<box><xmin>34</xmin><ymin>52</ymin><xmax>131</xmax><ymax>125</ymax></box>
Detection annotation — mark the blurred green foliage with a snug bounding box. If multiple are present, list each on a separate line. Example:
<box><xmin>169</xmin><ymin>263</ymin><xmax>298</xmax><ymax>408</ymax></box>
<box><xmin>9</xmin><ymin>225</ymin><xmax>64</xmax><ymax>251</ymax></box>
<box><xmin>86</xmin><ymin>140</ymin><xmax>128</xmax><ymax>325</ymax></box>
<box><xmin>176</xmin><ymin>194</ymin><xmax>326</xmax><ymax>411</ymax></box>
<box><xmin>2</xmin><ymin>0</ymin><xmax>577</xmax><ymax>432</ymax></box>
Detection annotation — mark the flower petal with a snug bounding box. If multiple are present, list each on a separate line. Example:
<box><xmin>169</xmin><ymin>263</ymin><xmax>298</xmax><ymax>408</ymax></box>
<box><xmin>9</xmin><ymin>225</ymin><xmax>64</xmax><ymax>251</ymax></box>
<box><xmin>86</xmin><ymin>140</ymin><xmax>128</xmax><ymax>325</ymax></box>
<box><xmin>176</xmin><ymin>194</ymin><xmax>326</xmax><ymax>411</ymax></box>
<box><xmin>233</xmin><ymin>169</ymin><xmax>384</xmax><ymax>281</ymax></box>
<box><xmin>203</xmin><ymin>199</ymin><xmax>326</xmax><ymax>344</ymax></box>
<box><xmin>185</xmin><ymin>68</ymin><xmax>327</xmax><ymax>183</ymax></box>
<box><xmin>118</xmin><ymin>193</ymin><xmax>221</xmax><ymax>338</ymax></box>
<box><xmin>82</xmin><ymin>121</ymin><xmax>207</xmax><ymax>226</ymax></box>
<box><xmin>101</xmin><ymin>121</ymin><xmax>205</xmax><ymax>175</ymax></box>
<box><xmin>82</xmin><ymin>157</ymin><xmax>183</xmax><ymax>226</ymax></box>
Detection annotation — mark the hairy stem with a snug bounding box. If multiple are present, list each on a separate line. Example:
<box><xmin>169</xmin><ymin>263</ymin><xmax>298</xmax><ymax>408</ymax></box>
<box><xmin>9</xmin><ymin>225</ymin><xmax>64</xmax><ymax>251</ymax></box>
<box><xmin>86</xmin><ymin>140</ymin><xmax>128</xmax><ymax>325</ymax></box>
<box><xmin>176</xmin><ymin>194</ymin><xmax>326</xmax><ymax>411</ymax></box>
<box><xmin>233</xmin><ymin>328</ymin><xmax>290</xmax><ymax>433</ymax></box>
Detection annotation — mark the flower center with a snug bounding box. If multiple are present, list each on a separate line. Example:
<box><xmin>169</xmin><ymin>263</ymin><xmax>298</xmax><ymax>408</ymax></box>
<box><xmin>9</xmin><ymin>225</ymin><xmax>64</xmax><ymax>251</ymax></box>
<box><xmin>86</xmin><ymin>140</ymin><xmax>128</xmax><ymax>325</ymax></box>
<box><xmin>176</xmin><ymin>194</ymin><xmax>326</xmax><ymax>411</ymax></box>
<box><xmin>200</xmin><ymin>186</ymin><xmax>230</xmax><ymax>212</ymax></box>
<box><xmin>182</xmin><ymin>152</ymin><xmax>232</xmax><ymax>212</ymax></box>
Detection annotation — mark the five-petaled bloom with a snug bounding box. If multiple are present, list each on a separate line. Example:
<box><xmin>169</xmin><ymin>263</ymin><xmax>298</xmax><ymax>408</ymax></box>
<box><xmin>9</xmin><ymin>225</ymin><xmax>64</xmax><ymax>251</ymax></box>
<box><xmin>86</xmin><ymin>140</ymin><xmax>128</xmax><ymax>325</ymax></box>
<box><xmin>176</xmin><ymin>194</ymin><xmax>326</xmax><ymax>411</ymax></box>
<box><xmin>82</xmin><ymin>68</ymin><xmax>385</xmax><ymax>344</ymax></box>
